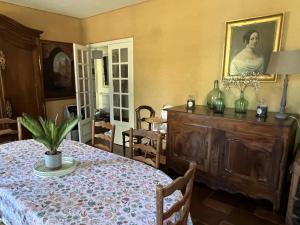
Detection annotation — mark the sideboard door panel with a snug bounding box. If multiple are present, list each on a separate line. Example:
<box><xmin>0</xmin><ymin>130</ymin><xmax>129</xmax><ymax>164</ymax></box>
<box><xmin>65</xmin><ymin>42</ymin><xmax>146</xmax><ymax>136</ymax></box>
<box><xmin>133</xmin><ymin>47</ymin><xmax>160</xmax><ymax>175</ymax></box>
<box><xmin>220</xmin><ymin>132</ymin><xmax>282</xmax><ymax>190</ymax></box>
<box><xmin>168</xmin><ymin>122</ymin><xmax>211</xmax><ymax>172</ymax></box>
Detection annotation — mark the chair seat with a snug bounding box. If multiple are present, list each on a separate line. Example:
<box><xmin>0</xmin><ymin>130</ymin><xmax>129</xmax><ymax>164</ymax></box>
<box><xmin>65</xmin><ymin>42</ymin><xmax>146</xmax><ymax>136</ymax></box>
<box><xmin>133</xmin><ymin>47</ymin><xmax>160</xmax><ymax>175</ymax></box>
<box><xmin>122</xmin><ymin>129</ymin><xmax>144</xmax><ymax>138</ymax></box>
<box><xmin>122</xmin><ymin>130</ymin><xmax>130</xmax><ymax>136</ymax></box>
<box><xmin>134</xmin><ymin>156</ymin><xmax>166</xmax><ymax>166</ymax></box>
<box><xmin>0</xmin><ymin>128</ymin><xmax>18</xmax><ymax>136</ymax></box>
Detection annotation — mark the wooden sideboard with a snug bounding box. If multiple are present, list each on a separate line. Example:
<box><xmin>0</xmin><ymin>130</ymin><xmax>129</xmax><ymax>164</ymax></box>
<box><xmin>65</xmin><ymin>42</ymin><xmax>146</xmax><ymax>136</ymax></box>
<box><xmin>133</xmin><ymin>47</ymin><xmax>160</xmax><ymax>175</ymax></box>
<box><xmin>286</xmin><ymin>144</ymin><xmax>300</xmax><ymax>225</ymax></box>
<box><xmin>166</xmin><ymin>105</ymin><xmax>297</xmax><ymax>211</ymax></box>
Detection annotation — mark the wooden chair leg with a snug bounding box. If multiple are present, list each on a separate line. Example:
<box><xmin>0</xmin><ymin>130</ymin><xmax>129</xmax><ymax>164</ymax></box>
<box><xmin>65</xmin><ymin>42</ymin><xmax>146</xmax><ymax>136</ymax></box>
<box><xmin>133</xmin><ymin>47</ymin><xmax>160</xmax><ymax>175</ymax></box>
<box><xmin>122</xmin><ymin>133</ymin><xmax>126</xmax><ymax>156</ymax></box>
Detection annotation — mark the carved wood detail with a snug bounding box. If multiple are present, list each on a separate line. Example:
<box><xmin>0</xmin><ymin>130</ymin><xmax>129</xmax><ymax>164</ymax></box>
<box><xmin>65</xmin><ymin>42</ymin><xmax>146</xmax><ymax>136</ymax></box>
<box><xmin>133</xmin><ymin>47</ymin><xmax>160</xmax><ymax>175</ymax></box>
<box><xmin>0</xmin><ymin>14</ymin><xmax>45</xmax><ymax>123</ymax></box>
<box><xmin>0</xmin><ymin>14</ymin><xmax>42</xmax><ymax>50</ymax></box>
<box><xmin>166</xmin><ymin>105</ymin><xmax>297</xmax><ymax>211</ymax></box>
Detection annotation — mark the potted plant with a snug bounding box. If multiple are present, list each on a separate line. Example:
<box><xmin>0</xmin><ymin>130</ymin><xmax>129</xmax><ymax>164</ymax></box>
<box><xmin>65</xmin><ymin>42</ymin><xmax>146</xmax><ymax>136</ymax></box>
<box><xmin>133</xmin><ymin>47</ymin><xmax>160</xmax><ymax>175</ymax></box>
<box><xmin>18</xmin><ymin>113</ymin><xmax>80</xmax><ymax>170</ymax></box>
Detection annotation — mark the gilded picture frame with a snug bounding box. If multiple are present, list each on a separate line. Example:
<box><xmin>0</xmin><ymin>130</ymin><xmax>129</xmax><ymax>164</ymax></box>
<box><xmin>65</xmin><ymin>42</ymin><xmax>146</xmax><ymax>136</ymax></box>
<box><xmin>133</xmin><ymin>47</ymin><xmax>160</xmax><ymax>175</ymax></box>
<box><xmin>222</xmin><ymin>13</ymin><xmax>284</xmax><ymax>82</ymax></box>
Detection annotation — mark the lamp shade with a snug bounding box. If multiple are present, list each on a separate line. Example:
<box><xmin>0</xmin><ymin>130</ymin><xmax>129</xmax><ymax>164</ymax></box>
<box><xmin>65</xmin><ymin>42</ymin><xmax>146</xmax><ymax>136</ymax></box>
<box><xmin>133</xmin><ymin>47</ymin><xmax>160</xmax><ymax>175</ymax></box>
<box><xmin>266</xmin><ymin>50</ymin><xmax>300</xmax><ymax>75</ymax></box>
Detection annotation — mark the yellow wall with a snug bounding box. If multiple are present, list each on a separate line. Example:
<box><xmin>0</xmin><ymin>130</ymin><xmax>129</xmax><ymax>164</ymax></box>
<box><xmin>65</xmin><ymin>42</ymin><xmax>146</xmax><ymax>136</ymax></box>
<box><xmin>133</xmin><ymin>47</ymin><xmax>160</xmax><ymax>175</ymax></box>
<box><xmin>0</xmin><ymin>1</ymin><xmax>81</xmax><ymax>123</ymax></box>
<box><xmin>82</xmin><ymin>0</ymin><xmax>300</xmax><ymax>114</ymax></box>
<box><xmin>2</xmin><ymin>0</ymin><xmax>300</xmax><ymax>120</ymax></box>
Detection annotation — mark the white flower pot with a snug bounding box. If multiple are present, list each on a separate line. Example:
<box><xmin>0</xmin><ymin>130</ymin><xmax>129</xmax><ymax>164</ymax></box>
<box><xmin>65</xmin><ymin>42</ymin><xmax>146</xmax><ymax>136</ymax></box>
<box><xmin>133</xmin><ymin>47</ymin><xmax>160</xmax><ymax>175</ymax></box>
<box><xmin>44</xmin><ymin>151</ymin><xmax>62</xmax><ymax>170</ymax></box>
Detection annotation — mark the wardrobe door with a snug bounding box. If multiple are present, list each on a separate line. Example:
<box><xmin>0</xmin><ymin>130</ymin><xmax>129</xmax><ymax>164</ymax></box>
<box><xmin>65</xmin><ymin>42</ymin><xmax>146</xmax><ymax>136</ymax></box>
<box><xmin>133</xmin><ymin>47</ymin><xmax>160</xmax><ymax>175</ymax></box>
<box><xmin>0</xmin><ymin>14</ymin><xmax>45</xmax><ymax>118</ymax></box>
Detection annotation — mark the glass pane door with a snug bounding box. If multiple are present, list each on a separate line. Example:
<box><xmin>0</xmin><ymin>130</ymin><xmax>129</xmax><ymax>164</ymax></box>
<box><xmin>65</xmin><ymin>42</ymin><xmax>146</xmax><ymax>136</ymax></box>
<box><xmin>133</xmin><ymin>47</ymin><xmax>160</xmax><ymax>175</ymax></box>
<box><xmin>73</xmin><ymin>44</ymin><xmax>93</xmax><ymax>143</ymax></box>
<box><xmin>111</xmin><ymin>48</ymin><xmax>129</xmax><ymax>123</ymax></box>
<box><xmin>108</xmin><ymin>40</ymin><xmax>134</xmax><ymax>144</ymax></box>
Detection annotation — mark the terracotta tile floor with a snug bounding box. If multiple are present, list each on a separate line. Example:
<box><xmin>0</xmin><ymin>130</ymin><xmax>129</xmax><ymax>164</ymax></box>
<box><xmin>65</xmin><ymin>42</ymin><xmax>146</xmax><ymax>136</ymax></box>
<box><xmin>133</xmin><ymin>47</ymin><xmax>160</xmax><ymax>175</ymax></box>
<box><xmin>188</xmin><ymin>183</ymin><xmax>285</xmax><ymax>225</ymax></box>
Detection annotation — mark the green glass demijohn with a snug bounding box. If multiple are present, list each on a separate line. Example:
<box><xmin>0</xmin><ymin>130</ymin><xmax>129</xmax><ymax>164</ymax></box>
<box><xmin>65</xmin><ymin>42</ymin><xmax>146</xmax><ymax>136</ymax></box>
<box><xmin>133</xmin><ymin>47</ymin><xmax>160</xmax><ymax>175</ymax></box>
<box><xmin>207</xmin><ymin>80</ymin><xmax>224</xmax><ymax>109</ymax></box>
<box><xmin>213</xmin><ymin>91</ymin><xmax>225</xmax><ymax>114</ymax></box>
<box><xmin>235</xmin><ymin>90</ymin><xmax>248</xmax><ymax>113</ymax></box>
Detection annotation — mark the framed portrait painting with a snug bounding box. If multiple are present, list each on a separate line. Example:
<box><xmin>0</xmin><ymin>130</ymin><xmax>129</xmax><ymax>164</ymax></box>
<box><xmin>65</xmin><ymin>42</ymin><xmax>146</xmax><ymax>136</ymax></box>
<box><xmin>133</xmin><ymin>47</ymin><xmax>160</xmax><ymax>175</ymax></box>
<box><xmin>222</xmin><ymin>13</ymin><xmax>284</xmax><ymax>82</ymax></box>
<box><xmin>41</xmin><ymin>40</ymin><xmax>75</xmax><ymax>100</ymax></box>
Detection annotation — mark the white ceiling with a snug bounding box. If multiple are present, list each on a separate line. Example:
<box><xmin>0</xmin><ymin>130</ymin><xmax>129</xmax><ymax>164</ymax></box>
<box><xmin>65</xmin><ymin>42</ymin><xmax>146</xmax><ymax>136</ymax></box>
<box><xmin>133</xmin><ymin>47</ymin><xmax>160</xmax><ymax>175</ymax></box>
<box><xmin>1</xmin><ymin>0</ymin><xmax>149</xmax><ymax>18</ymax></box>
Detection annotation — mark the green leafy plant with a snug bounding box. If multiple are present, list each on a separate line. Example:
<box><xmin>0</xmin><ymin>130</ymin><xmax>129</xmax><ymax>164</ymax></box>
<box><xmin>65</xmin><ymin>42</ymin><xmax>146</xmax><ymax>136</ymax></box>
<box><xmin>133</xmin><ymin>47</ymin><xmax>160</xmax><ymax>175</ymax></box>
<box><xmin>18</xmin><ymin>113</ymin><xmax>80</xmax><ymax>155</ymax></box>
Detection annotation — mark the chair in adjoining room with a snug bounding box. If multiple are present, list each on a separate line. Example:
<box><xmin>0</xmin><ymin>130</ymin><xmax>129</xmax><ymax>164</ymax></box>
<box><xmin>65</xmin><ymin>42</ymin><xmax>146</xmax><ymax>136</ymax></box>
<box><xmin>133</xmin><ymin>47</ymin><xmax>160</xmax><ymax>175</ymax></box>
<box><xmin>0</xmin><ymin>118</ymin><xmax>22</xmax><ymax>143</ymax></box>
<box><xmin>92</xmin><ymin>120</ymin><xmax>115</xmax><ymax>153</ymax></box>
<box><xmin>122</xmin><ymin>105</ymin><xmax>155</xmax><ymax>156</ymax></box>
<box><xmin>129</xmin><ymin>128</ymin><xmax>165</xmax><ymax>169</ymax></box>
<box><xmin>156</xmin><ymin>162</ymin><xmax>196</xmax><ymax>225</ymax></box>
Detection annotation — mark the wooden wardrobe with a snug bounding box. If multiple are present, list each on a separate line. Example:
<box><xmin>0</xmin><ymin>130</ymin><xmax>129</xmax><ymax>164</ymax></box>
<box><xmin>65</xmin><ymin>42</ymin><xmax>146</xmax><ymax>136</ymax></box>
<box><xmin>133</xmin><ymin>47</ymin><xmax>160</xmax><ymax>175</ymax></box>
<box><xmin>0</xmin><ymin>14</ymin><xmax>45</xmax><ymax>119</ymax></box>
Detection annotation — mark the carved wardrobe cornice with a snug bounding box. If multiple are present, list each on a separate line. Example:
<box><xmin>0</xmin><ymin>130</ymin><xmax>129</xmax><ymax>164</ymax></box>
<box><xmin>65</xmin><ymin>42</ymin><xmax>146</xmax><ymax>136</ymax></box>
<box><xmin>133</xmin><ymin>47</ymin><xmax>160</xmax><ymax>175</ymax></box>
<box><xmin>0</xmin><ymin>14</ymin><xmax>43</xmax><ymax>50</ymax></box>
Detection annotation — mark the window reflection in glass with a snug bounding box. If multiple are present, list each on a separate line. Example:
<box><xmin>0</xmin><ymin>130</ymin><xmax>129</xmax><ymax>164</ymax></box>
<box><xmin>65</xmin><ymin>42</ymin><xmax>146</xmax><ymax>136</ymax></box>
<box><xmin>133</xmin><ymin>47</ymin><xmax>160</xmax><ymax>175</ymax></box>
<box><xmin>113</xmin><ymin>94</ymin><xmax>120</xmax><ymax>107</ymax></box>
<box><xmin>121</xmin><ymin>65</ymin><xmax>128</xmax><ymax>78</ymax></box>
<box><xmin>121</xmin><ymin>80</ymin><xmax>128</xmax><ymax>93</ymax></box>
<box><xmin>114</xmin><ymin>108</ymin><xmax>120</xmax><ymax>121</ymax></box>
<box><xmin>113</xmin><ymin>80</ymin><xmax>120</xmax><ymax>92</ymax></box>
<box><xmin>112</xmin><ymin>49</ymin><xmax>119</xmax><ymax>63</ymax></box>
<box><xmin>113</xmin><ymin>65</ymin><xmax>119</xmax><ymax>78</ymax></box>
<box><xmin>122</xmin><ymin>109</ymin><xmax>129</xmax><ymax>122</ymax></box>
<box><xmin>120</xmin><ymin>48</ymin><xmax>128</xmax><ymax>62</ymax></box>
<box><xmin>122</xmin><ymin>95</ymin><xmax>129</xmax><ymax>108</ymax></box>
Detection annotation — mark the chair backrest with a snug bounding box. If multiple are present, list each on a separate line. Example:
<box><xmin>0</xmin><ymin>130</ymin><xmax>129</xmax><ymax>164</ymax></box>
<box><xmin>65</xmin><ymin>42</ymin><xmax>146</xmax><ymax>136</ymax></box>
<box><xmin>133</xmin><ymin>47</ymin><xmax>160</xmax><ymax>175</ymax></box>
<box><xmin>135</xmin><ymin>105</ymin><xmax>155</xmax><ymax>130</ymax></box>
<box><xmin>92</xmin><ymin>120</ymin><xmax>115</xmax><ymax>152</ymax></box>
<box><xmin>129</xmin><ymin>128</ymin><xmax>163</xmax><ymax>168</ymax></box>
<box><xmin>0</xmin><ymin>118</ymin><xmax>22</xmax><ymax>143</ymax></box>
<box><xmin>156</xmin><ymin>162</ymin><xmax>196</xmax><ymax>225</ymax></box>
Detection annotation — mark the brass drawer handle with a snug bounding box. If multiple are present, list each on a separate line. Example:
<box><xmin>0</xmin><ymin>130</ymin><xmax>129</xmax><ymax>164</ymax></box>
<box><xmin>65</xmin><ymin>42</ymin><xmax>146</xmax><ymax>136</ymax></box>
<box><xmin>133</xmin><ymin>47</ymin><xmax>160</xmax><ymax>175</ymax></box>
<box><xmin>258</xmin><ymin>178</ymin><xmax>267</xmax><ymax>182</ymax></box>
<box><xmin>225</xmin><ymin>168</ymin><xmax>232</xmax><ymax>174</ymax></box>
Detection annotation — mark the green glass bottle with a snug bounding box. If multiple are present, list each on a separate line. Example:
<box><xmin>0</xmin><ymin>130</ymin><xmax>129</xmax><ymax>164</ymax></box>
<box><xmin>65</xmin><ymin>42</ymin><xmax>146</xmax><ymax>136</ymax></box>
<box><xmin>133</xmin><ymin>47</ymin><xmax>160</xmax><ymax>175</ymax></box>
<box><xmin>207</xmin><ymin>80</ymin><xmax>224</xmax><ymax>109</ymax></box>
<box><xmin>213</xmin><ymin>91</ymin><xmax>225</xmax><ymax>114</ymax></box>
<box><xmin>235</xmin><ymin>90</ymin><xmax>248</xmax><ymax>113</ymax></box>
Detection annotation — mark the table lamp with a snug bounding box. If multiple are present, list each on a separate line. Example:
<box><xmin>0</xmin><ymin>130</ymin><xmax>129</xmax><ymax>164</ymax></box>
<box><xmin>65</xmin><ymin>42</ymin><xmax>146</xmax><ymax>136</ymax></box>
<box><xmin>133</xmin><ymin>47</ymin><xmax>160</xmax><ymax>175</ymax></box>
<box><xmin>266</xmin><ymin>50</ymin><xmax>300</xmax><ymax>119</ymax></box>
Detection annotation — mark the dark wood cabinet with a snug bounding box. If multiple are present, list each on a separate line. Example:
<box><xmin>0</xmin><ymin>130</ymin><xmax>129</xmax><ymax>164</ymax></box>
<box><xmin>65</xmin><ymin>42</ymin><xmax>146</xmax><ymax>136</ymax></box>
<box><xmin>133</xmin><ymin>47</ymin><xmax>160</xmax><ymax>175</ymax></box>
<box><xmin>170</xmin><ymin>123</ymin><xmax>211</xmax><ymax>172</ymax></box>
<box><xmin>0</xmin><ymin>14</ymin><xmax>45</xmax><ymax>119</ymax></box>
<box><xmin>166</xmin><ymin>105</ymin><xmax>297</xmax><ymax>211</ymax></box>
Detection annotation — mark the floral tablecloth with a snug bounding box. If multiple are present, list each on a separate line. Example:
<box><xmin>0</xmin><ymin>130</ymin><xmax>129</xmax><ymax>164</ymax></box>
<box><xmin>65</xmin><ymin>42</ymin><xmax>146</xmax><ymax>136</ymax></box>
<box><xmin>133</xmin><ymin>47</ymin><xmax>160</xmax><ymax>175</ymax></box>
<box><xmin>0</xmin><ymin>140</ymin><xmax>192</xmax><ymax>225</ymax></box>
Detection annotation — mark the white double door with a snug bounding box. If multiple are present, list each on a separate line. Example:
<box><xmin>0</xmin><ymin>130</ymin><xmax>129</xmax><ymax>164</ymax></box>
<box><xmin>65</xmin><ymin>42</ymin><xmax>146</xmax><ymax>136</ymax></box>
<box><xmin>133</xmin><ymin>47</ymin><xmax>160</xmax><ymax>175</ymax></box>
<box><xmin>73</xmin><ymin>38</ymin><xmax>134</xmax><ymax>144</ymax></box>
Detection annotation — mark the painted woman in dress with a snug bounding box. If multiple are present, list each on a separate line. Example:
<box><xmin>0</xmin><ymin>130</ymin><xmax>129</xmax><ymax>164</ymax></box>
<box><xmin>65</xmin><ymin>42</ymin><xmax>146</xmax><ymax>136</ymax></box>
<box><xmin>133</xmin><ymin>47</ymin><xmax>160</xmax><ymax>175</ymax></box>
<box><xmin>230</xmin><ymin>30</ymin><xmax>264</xmax><ymax>75</ymax></box>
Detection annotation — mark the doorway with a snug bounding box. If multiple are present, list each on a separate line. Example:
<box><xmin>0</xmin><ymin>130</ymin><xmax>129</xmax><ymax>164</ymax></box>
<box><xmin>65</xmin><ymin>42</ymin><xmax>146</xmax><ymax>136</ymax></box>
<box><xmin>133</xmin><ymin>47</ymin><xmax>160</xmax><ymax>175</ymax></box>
<box><xmin>74</xmin><ymin>38</ymin><xmax>134</xmax><ymax>144</ymax></box>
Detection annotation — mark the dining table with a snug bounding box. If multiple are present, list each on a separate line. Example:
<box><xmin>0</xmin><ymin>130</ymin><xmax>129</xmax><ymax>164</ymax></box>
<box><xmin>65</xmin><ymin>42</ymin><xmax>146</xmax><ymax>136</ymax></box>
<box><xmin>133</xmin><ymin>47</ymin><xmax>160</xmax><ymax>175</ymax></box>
<box><xmin>0</xmin><ymin>139</ymin><xmax>192</xmax><ymax>225</ymax></box>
